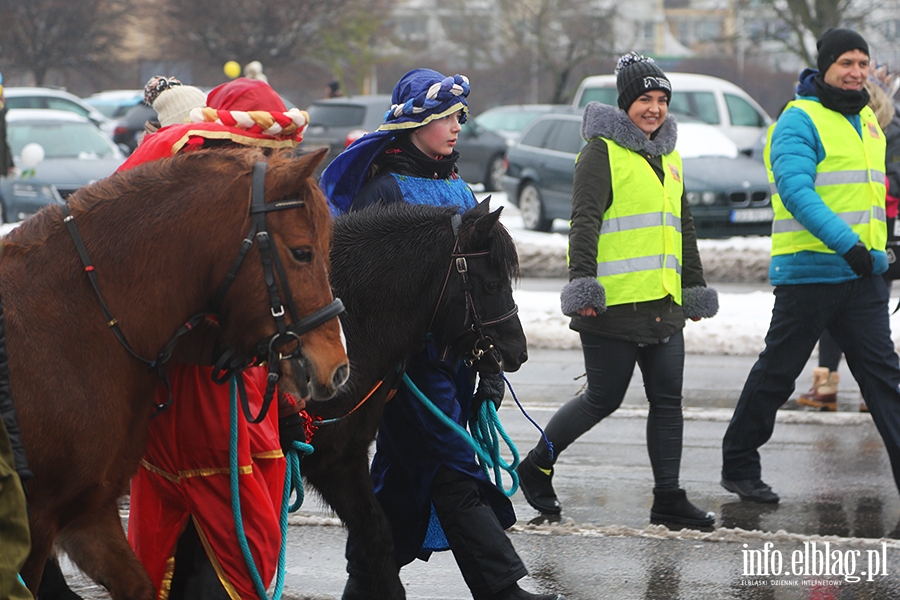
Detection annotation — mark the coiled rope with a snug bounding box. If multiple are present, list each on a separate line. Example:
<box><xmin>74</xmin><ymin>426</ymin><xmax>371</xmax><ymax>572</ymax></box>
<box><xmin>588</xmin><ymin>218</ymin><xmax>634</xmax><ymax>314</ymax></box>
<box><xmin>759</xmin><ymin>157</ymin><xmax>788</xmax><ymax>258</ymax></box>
<box><xmin>229</xmin><ymin>374</ymin><xmax>313</xmax><ymax>600</ymax></box>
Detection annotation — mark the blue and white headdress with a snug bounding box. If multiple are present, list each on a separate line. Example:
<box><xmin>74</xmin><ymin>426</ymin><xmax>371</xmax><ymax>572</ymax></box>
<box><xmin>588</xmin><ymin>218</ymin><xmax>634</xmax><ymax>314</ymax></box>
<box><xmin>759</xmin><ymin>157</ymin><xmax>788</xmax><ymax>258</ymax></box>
<box><xmin>320</xmin><ymin>68</ymin><xmax>470</xmax><ymax>215</ymax></box>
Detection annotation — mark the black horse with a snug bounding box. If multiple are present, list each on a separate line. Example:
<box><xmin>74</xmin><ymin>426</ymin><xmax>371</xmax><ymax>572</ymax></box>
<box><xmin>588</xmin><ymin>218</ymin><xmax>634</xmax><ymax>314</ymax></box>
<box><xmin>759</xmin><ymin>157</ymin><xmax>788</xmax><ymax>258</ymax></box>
<box><xmin>303</xmin><ymin>198</ymin><xmax>528</xmax><ymax>599</ymax></box>
<box><xmin>39</xmin><ymin>198</ymin><xmax>527</xmax><ymax>599</ymax></box>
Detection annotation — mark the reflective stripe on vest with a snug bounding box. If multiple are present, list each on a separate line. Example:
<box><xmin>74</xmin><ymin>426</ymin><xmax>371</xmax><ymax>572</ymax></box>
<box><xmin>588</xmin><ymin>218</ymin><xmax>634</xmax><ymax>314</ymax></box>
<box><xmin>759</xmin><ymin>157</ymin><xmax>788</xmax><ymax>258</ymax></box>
<box><xmin>595</xmin><ymin>139</ymin><xmax>683</xmax><ymax>306</ymax></box>
<box><xmin>765</xmin><ymin>100</ymin><xmax>887</xmax><ymax>256</ymax></box>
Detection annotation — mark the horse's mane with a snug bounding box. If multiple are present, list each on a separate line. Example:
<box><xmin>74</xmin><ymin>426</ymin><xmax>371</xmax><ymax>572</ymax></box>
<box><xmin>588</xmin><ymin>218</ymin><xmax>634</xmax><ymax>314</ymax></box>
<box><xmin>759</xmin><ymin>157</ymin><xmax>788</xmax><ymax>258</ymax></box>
<box><xmin>3</xmin><ymin>148</ymin><xmax>263</xmax><ymax>252</ymax></box>
<box><xmin>332</xmin><ymin>202</ymin><xmax>519</xmax><ymax>295</ymax></box>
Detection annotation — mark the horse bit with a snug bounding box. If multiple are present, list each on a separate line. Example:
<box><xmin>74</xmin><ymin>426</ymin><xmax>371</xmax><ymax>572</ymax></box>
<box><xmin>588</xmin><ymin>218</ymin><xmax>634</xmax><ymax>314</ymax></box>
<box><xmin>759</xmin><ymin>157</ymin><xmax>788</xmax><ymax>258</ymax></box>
<box><xmin>62</xmin><ymin>161</ymin><xmax>344</xmax><ymax>419</ymax></box>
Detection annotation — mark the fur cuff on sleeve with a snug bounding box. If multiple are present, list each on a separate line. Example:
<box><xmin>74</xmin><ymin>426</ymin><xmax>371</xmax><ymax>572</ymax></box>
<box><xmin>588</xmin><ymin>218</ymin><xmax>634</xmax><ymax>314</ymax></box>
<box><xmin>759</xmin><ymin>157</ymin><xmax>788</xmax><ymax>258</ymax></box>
<box><xmin>682</xmin><ymin>286</ymin><xmax>718</xmax><ymax>320</ymax></box>
<box><xmin>561</xmin><ymin>277</ymin><xmax>606</xmax><ymax>316</ymax></box>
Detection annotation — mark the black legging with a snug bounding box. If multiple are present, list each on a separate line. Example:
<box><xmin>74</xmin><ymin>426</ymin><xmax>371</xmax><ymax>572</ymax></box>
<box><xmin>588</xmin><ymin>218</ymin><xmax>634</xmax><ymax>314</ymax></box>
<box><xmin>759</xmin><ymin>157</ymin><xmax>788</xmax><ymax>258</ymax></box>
<box><xmin>534</xmin><ymin>330</ymin><xmax>686</xmax><ymax>489</ymax></box>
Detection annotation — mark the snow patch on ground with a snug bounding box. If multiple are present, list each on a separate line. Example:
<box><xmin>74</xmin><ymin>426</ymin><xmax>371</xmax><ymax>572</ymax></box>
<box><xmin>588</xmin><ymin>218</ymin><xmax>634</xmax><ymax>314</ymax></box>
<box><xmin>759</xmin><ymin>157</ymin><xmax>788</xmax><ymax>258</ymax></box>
<box><xmin>513</xmin><ymin>518</ymin><xmax>900</xmax><ymax>547</ymax></box>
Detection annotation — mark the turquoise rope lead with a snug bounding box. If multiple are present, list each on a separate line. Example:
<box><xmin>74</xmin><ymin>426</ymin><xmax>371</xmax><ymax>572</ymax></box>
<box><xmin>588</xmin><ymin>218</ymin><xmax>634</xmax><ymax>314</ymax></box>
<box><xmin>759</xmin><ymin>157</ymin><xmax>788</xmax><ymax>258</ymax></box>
<box><xmin>229</xmin><ymin>374</ymin><xmax>313</xmax><ymax>600</ymax></box>
<box><xmin>401</xmin><ymin>372</ymin><xmax>519</xmax><ymax>496</ymax></box>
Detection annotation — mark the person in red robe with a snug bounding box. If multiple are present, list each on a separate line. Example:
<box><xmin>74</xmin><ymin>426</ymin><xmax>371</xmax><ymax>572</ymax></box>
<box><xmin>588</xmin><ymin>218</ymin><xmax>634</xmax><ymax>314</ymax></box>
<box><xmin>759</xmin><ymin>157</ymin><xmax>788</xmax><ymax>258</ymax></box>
<box><xmin>121</xmin><ymin>76</ymin><xmax>309</xmax><ymax>600</ymax></box>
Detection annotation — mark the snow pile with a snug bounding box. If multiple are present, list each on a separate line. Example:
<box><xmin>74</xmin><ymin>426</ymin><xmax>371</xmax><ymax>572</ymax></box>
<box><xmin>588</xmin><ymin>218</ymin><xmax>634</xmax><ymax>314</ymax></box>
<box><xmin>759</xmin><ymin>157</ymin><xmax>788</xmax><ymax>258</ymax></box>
<box><xmin>512</xmin><ymin>226</ymin><xmax>772</xmax><ymax>283</ymax></box>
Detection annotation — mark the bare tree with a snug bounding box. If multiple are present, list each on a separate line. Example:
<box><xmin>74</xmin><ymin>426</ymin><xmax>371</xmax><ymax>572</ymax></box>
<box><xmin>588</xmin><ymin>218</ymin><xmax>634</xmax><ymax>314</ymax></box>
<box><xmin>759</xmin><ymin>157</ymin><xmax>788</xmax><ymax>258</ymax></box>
<box><xmin>315</xmin><ymin>5</ymin><xmax>394</xmax><ymax>95</ymax></box>
<box><xmin>0</xmin><ymin>0</ymin><xmax>133</xmax><ymax>85</ymax></box>
<box><xmin>739</xmin><ymin>0</ymin><xmax>883</xmax><ymax>67</ymax></box>
<box><xmin>497</xmin><ymin>0</ymin><xmax>617</xmax><ymax>104</ymax></box>
<box><xmin>157</xmin><ymin>0</ymin><xmax>362</xmax><ymax>69</ymax></box>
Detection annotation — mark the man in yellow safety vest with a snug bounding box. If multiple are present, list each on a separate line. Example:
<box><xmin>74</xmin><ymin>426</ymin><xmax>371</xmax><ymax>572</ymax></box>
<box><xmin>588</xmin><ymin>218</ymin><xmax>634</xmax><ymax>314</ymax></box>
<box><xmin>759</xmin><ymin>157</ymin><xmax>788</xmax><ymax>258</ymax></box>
<box><xmin>722</xmin><ymin>29</ymin><xmax>900</xmax><ymax>505</ymax></box>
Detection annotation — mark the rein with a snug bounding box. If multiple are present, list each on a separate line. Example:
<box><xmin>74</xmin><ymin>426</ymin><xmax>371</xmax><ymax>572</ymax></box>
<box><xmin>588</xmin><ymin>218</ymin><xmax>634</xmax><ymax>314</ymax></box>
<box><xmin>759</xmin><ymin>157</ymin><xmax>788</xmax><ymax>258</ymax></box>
<box><xmin>63</xmin><ymin>161</ymin><xmax>343</xmax><ymax>417</ymax></box>
<box><xmin>61</xmin><ymin>205</ymin><xmax>208</xmax><ymax>414</ymax></box>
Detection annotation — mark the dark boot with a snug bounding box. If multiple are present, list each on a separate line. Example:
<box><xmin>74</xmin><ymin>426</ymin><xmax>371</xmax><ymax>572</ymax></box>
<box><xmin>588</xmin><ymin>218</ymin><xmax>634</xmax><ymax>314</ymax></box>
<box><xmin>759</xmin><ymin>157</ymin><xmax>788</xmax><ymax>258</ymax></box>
<box><xmin>650</xmin><ymin>488</ymin><xmax>715</xmax><ymax>530</ymax></box>
<box><xmin>516</xmin><ymin>451</ymin><xmax>561</xmax><ymax>515</ymax></box>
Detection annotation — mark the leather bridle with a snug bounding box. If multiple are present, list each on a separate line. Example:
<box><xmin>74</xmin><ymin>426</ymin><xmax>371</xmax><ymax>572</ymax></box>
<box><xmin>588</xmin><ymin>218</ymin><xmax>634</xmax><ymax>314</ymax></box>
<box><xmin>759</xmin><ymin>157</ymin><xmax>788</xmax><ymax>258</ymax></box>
<box><xmin>431</xmin><ymin>213</ymin><xmax>519</xmax><ymax>368</ymax></box>
<box><xmin>64</xmin><ymin>161</ymin><xmax>344</xmax><ymax>420</ymax></box>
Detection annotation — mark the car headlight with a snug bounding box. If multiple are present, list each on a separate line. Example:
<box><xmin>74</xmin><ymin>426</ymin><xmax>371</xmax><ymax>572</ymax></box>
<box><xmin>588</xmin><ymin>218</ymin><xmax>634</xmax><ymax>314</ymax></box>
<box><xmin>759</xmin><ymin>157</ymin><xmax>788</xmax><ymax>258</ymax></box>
<box><xmin>686</xmin><ymin>192</ymin><xmax>700</xmax><ymax>206</ymax></box>
<box><xmin>701</xmin><ymin>191</ymin><xmax>717</xmax><ymax>205</ymax></box>
<box><xmin>11</xmin><ymin>182</ymin><xmax>57</xmax><ymax>200</ymax></box>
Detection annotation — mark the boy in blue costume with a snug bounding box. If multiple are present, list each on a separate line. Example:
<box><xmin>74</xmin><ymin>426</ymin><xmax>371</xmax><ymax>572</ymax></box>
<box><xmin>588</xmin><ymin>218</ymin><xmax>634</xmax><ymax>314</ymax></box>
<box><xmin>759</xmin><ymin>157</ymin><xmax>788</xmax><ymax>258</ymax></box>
<box><xmin>321</xmin><ymin>68</ymin><xmax>564</xmax><ymax>600</ymax></box>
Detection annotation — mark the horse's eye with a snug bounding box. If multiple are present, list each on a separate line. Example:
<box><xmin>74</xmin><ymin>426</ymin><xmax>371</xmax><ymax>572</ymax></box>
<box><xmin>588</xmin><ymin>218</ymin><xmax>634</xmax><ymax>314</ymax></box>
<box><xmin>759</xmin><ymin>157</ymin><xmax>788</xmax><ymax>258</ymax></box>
<box><xmin>291</xmin><ymin>247</ymin><xmax>313</xmax><ymax>262</ymax></box>
<box><xmin>486</xmin><ymin>281</ymin><xmax>503</xmax><ymax>293</ymax></box>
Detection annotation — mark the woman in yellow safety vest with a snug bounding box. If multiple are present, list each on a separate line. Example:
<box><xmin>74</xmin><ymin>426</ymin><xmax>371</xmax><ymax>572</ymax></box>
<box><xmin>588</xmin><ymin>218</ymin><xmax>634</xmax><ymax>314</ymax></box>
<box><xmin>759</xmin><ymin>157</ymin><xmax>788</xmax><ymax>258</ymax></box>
<box><xmin>517</xmin><ymin>52</ymin><xmax>719</xmax><ymax>529</ymax></box>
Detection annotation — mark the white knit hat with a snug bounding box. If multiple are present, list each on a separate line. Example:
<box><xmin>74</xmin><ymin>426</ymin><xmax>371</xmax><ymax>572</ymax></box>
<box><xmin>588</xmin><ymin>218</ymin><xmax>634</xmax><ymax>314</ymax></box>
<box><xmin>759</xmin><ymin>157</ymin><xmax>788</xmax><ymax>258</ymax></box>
<box><xmin>153</xmin><ymin>85</ymin><xmax>207</xmax><ymax>127</ymax></box>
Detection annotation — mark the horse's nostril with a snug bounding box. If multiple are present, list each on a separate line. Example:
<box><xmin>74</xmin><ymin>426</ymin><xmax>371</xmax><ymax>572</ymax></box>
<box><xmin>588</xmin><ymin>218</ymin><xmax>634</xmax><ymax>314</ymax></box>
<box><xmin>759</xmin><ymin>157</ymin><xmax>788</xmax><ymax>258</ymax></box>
<box><xmin>518</xmin><ymin>350</ymin><xmax>529</xmax><ymax>364</ymax></box>
<box><xmin>333</xmin><ymin>363</ymin><xmax>350</xmax><ymax>389</ymax></box>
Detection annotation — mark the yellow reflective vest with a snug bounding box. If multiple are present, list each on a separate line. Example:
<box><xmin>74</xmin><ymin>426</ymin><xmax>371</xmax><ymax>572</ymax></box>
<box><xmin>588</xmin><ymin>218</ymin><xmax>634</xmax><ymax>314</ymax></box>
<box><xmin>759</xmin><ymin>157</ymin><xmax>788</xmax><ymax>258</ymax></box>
<box><xmin>766</xmin><ymin>100</ymin><xmax>886</xmax><ymax>256</ymax></box>
<box><xmin>595</xmin><ymin>140</ymin><xmax>684</xmax><ymax>306</ymax></box>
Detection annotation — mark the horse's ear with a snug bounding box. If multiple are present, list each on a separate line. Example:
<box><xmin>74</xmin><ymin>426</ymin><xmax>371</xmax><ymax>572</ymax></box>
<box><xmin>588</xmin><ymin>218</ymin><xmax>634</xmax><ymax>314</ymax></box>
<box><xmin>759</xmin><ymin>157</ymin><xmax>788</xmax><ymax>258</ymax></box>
<box><xmin>472</xmin><ymin>205</ymin><xmax>504</xmax><ymax>241</ymax></box>
<box><xmin>473</xmin><ymin>195</ymin><xmax>491</xmax><ymax>215</ymax></box>
<box><xmin>290</xmin><ymin>148</ymin><xmax>329</xmax><ymax>180</ymax></box>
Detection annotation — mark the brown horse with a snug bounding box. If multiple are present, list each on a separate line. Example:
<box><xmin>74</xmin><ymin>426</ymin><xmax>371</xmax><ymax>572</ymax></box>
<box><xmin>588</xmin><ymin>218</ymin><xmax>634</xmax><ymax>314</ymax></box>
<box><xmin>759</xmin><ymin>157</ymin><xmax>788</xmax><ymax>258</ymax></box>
<box><xmin>3</xmin><ymin>147</ymin><xmax>349</xmax><ymax>598</ymax></box>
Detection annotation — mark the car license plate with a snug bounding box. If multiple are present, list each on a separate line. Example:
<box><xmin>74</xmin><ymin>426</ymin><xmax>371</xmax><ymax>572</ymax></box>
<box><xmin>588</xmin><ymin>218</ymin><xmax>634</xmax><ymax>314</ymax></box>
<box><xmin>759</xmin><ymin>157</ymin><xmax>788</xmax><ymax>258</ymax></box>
<box><xmin>730</xmin><ymin>208</ymin><xmax>774</xmax><ymax>223</ymax></box>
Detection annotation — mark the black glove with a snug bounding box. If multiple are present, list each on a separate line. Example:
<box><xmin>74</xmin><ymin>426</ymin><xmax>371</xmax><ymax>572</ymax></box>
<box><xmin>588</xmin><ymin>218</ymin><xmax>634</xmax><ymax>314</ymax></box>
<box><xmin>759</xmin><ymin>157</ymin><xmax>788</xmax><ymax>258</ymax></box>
<box><xmin>843</xmin><ymin>242</ymin><xmax>874</xmax><ymax>277</ymax></box>
<box><xmin>278</xmin><ymin>412</ymin><xmax>307</xmax><ymax>454</ymax></box>
<box><xmin>473</xmin><ymin>373</ymin><xmax>505</xmax><ymax>413</ymax></box>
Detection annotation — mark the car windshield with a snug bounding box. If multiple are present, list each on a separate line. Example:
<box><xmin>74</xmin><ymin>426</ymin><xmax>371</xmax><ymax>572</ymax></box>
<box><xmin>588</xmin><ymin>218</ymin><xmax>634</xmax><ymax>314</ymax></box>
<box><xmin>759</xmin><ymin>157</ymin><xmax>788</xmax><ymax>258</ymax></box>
<box><xmin>306</xmin><ymin>103</ymin><xmax>368</xmax><ymax>128</ymax></box>
<box><xmin>477</xmin><ymin>109</ymin><xmax>547</xmax><ymax>133</ymax></box>
<box><xmin>8</xmin><ymin>121</ymin><xmax>118</xmax><ymax>159</ymax></box>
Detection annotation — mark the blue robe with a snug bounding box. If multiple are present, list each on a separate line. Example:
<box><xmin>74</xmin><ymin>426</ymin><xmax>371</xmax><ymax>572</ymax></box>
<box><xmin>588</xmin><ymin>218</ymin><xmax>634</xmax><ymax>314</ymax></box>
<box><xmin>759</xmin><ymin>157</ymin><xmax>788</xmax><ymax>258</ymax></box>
<box><xmin>351</xmin><ymin>153</ymin><xmax>517</xmax><ymax>566</ymax></box>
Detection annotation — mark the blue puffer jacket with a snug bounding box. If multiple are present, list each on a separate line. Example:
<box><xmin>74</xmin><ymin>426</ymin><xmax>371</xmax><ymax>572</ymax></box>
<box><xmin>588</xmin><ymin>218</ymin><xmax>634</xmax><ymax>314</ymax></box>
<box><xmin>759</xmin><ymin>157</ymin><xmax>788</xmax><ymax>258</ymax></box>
<box><xmin>769</xmin><ymin>68</ymin><xmax>888</xmax><ymax>285</ymax></box>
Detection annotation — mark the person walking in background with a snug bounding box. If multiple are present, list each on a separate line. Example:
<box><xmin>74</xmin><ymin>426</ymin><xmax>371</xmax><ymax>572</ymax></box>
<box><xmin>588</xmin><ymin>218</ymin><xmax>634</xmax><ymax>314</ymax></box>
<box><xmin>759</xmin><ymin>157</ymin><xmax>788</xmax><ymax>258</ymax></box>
<box><xmin>721</xmin><ymin>29</ymin><xmax>900</xmax><ymax>505</ymax></box>
<box><xmin>243</xmin><ymin>60</ymin><xmax>268</xmax><ymax>83</ymax></box>
<box><xmin>796</xmin><ymin>68</ymin><xmax>900</xmax><ymax>414</ymax></box>
<box><xmin>320</xmin><ymin>68</ymin><xmax>564</xmax><ymax>600</ymax></box>
<box><xmin>324</xmin><ymin>80</ymin><xmax>343</xmax><ymax>99</ymax></box>
<box><xmin>515</xmin><ymin>52</ymin><xmax>718</xmax><ymax>530</ymax></box>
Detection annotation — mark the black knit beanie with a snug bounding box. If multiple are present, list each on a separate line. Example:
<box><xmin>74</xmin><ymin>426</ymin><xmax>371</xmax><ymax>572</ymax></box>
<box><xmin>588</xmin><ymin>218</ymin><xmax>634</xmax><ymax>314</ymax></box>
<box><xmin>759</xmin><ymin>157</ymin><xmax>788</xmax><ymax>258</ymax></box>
<box><xmin>816</xmin><ymin>28</ymin><xmax>869</xmax><ymax>74</ymax></box>
<box><xmin>616</xmin><ymin>52</ymin><xmax>672</xmax><ymax>111</ymax></box>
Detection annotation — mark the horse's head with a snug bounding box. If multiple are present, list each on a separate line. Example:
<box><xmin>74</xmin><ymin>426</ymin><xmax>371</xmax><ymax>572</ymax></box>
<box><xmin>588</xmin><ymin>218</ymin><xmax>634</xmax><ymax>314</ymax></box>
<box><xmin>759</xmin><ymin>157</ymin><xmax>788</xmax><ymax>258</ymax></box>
<box><xmin>433</xmin><ymin>198</ymin><xmax>528</xmax><ymax>373</ymax></box>
<box><xmin>218</xmin><ymin>149</ymin><xmax>349</xmax><ymax>401</ymax></box>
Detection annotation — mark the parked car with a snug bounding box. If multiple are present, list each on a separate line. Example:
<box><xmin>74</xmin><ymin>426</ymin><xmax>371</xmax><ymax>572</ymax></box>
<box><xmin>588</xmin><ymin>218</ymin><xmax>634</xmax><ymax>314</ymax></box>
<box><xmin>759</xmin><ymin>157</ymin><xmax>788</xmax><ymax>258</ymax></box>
<box><xmin>111</xmin><ymin>102</ymin><xmax>156</xmax><ymax>154</ymax></box>
<box><xmin>503</xmin><ymin>109</ymin><xmax>774</xmax><ymax>237</ymax></box>
<box><xmin>456</xmin><ymin>119</ymin><xmax>508</xmax><ymax>190</ymax></box>
<box><xmin>304</xmin><ymin>94</ymin><xmax>508</xmax><ymax>189</ymax></box>
<box><xmin>83</xmin><ymin>89</ymin><xmax>144</xmax><ymax>119</ymax></box>
<box><xmin>4</xmin><ymin>87</ymin><xmax>113</xmax><ymax>134</ymax></box>
<box><xmin>0</xmin><ymin>110</ymin><xmax>125</xmax><ymax>222</ymax></box>
<box><xmin>474</xmin><ymin>104</ymin><xmax>567</xmax><ymax>144</ymax></box>
<box><xmin>572</xmin><ymin>73</ymin><xmax>772</xmax><ymax>151</ymax></box>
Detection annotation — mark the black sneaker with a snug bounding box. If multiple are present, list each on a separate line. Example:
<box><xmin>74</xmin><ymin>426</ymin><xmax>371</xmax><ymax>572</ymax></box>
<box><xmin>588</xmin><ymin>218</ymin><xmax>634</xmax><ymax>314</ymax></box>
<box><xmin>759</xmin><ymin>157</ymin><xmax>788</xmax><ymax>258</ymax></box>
<box><xmin>721</xmin><ymin>478</ymin><xmax>780</xmax><ymax>504</ymax></box>
<box><xmin>650</xmin><ymin>488</ymin><xmax>715</xmax><ymax>529</ymax></box>
<box><xmin>517</xmin><ymin>451</ymin><xmax>561</xmax><ymax>515</ymax></box>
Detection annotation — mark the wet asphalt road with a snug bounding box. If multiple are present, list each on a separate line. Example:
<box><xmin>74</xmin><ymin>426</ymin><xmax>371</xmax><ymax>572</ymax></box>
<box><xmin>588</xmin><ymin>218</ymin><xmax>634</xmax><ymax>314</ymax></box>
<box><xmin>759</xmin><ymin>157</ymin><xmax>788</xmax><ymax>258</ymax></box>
<box><xmin>62</xmin><ymin>358</ymin><xmax>900</xmax><ymax>599</ymax></box>
<box><xmin>57</xmin><ymin>279</ymin><xmax>900</xmax><ymax>599</ymax></box>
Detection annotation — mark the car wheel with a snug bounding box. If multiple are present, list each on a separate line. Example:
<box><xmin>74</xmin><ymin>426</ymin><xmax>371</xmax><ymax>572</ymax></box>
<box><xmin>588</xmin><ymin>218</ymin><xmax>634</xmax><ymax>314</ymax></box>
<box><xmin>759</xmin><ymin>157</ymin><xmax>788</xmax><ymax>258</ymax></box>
<box><xmin>483</xmin><ymin>154</ymin><xmax>505</xmax><ymax>192</ymax></box>
<box><xmin>518</xmin><ymin>183</ymin><xmax>551</xmax><ymax>231</ymax></box>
